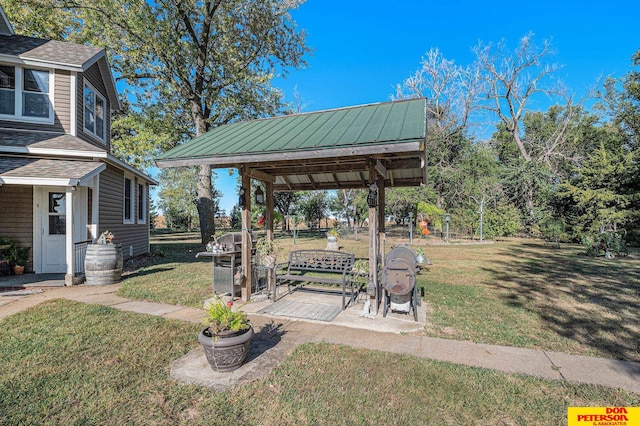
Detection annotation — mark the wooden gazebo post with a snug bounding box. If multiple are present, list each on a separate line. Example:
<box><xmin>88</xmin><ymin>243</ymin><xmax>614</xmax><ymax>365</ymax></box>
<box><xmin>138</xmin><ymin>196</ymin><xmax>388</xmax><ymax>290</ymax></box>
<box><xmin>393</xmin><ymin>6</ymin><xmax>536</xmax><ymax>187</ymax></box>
<box><xmin>240</xmin><ymin>168</ymin><xmax>252</xmax><ymax>302</ymax></box>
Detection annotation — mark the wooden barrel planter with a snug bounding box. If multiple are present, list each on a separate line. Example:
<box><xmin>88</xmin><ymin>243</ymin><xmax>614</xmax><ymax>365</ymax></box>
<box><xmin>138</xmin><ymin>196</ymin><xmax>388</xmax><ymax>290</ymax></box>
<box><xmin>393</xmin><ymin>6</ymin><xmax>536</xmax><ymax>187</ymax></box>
<box><xmin>85</xmin><ymin>243</ymin><xmax>123</xmax><ymax>285</ymax></box>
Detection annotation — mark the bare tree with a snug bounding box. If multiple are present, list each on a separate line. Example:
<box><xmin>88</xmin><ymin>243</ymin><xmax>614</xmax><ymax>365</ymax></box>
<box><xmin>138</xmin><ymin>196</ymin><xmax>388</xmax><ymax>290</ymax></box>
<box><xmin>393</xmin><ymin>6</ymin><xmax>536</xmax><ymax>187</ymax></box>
<box><xmin>395</xmin><ymin>48</ymin><xmax>479</xmax><ymax>138</ymax></box>
<box><xmin>474</xmin><ymin>33</ymin><xmax>561</xmax><ymax>162</ymax></box>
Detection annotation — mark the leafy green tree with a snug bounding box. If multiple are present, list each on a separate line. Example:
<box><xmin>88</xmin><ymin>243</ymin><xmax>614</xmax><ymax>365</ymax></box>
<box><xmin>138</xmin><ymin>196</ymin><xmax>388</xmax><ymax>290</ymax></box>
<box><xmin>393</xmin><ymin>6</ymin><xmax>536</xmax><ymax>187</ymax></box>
<box><xmin>482</xmin><ymin>200</ymin><xmax>522</xmax><ymax>239</ymax></box>
<box><xmin>601</xmin><ymin>49</ymin><xmax>640</xmax><ymax>151</ymax></box>
<box><xmin>2</xmin><ymin>0</ymin><xmax>83</xmax><ymax>41</ymax></box>
<box><xmin>330</xmin><ymin>189</ymin><xmax>361</xmax><ymax>228</ymax></box>
<box><xmin>559</xmin><ymin>142</ymin><xmax>633</xmax><ymax>235</ymax></box>
<box><xmin>158</xmin><ymin>167</ymin><xmax>199</xmax><ymax>231</ymax></box>
<box><xmin>149</xmin><ymin>198</ymin><xmax>159</xmax><ymax>229</ymax></box>
<box><xmin>385</xmin><ymin>187</ymin><xmax>437</xmax><ymax>224</ymax></box>
<box><xmin>274</xmin><ymin>192</ymin><xmax>301</xmax><ymax>231</ymax></box>
<box><xmin>111</xmin><ymin>99</ymin><xmax>188</xmax><ymax>169</ymax></box>
<box><xmin>299</xmin><ymin>191</ymin><xmax>330</xmax><ymax>232</ymax></box>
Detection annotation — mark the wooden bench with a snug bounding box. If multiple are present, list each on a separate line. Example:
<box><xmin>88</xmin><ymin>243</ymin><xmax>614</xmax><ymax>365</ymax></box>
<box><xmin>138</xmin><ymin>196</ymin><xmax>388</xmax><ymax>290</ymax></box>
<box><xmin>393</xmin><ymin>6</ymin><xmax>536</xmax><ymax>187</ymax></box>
<box><xmin>275</xmin><ymin>250</ymin><xmax>356</xmax><ymax>310</ymax></box>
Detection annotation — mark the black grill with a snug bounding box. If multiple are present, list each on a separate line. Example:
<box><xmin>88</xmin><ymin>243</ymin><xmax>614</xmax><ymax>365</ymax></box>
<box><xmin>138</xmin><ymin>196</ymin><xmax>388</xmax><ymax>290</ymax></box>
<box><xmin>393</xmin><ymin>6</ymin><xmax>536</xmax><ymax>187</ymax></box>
<box><xmin>381</xmin><ymin>245</ymin><xmax>420</xmax><ymax>321</ymax></box>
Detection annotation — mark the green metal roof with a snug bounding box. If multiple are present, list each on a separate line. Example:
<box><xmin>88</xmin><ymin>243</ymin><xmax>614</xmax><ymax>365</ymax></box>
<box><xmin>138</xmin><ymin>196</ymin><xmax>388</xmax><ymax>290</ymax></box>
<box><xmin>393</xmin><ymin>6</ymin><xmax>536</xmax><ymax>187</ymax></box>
<box><xmin>156</xmin><ymin>98</ymin><xmax>427</xmax><ymax>191</ymax></box>
<box><xmin>157</xmin><ymin>99</ymin><xmax>425</xmax><ymax>162</ymax></box>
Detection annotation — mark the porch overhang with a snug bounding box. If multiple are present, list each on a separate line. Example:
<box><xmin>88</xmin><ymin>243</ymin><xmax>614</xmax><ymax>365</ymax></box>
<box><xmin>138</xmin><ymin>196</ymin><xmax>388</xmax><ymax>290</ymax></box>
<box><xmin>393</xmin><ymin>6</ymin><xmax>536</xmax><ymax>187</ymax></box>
<box><xmin>0</xmin><ymin>157</ymin><xmax>106</xmax><ymax>187</ymax></box>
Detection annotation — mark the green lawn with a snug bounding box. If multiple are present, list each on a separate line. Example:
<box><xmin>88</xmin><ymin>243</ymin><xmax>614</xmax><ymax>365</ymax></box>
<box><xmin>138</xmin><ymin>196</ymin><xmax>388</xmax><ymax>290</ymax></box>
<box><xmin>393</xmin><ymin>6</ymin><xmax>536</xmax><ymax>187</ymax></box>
<box><xmin>120</xmin><ymin>231</ymin><xmax>640</xmax><ymax>362</ymax></box>
<box><xmin>0</xmin><ymin>300</ymin><xmax>637</xmax><ymax>425</ymax></box>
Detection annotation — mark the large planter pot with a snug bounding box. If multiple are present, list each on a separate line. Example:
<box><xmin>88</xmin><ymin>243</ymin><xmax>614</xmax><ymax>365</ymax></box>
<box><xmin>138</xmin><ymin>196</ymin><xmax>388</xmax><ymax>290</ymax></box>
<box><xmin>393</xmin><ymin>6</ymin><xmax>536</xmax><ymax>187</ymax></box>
<box><xmin>326</xmin><ymin>235</ymin><xmax>339</xmax><ymax>251</ymax></box>
<box><xmin>198</xmin><ymin>325</ymin><xmax>254</xmax><ymax>372</ymax></box>
<box><xmin>85</xmin><ymin>243</ymin><xmax>123</xmax><ymax>285</ymax></box>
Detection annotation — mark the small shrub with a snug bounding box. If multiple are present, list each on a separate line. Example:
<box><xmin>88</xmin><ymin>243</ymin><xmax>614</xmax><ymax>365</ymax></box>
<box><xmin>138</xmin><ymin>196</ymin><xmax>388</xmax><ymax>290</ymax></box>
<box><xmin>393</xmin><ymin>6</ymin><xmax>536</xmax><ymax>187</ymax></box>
<box><xmin>583</xmin><ymin>231</ymin><xmax>628</xmax><ymax>257</ymax></box>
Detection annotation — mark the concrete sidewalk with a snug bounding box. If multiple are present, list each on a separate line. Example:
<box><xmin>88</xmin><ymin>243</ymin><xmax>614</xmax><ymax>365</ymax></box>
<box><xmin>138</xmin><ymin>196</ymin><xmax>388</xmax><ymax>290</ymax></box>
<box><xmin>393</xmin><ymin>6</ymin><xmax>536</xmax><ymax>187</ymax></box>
<box><xmin>1</xmin><ymin>283</ymin><xmax>638</xmax><ymax>394</ymax></box>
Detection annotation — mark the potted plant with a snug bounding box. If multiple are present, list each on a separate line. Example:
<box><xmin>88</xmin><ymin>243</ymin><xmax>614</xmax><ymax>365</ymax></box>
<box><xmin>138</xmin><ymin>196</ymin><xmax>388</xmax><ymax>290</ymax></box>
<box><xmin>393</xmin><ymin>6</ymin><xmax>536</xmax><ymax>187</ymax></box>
<box><xmin>255</xmin><ymin>236</ymin><xmax>279</xmax><ymax>268</ymax></box>
<box><xmin>198</xmin><ymin>298</ymin><xmax>254</xmax><ymax>372</ymax></box>
<box><xmin>85</xmin><ymin>230</ymin><xmax>123</xmax><ymax>285</ymax></box>
<box><xmin>415</xmin><ymin>247</ymin><xmax>426</xmax><ymax>265</ymax></box>
<box><xmin>7</xmin><ymin>244</ymin><xmax>29</xmax><ymax>275</ymax></box>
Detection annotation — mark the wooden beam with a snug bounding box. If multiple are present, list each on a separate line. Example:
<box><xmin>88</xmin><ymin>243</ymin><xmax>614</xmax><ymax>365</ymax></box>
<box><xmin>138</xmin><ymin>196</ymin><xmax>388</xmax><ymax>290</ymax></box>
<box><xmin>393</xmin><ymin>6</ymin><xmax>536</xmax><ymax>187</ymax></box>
<box><xmin>358</xmin><ymin>171</ymin><xmax>367</xmax><ymax>187</ymax></box>
<box><xmin>375</xmin><ymin>160</ymin><xmax>387</xmax><ymax>179</ymax></box>
<box><xmin>246</xmin><ymin>167</ymin><xmax>276</xmax><ymax>184</ymax></box>
<box><xmin>272</xmin><ymin>177</ymin><xmax>424</xmax><ymax>192</ymax></box>
<box><xmin>282</xmin><ymin>175</ymin><xmax>293</xmax><ymax>191</ymax></box>
<box><xmin>307</xmin><ymin>174</ymin><xmax>317</xmax><ymax>190</ymax></box>
<box><xmin>155</xmin><ymin>141</ymin><xmax>422</xmax><ymax>169</ymax></box>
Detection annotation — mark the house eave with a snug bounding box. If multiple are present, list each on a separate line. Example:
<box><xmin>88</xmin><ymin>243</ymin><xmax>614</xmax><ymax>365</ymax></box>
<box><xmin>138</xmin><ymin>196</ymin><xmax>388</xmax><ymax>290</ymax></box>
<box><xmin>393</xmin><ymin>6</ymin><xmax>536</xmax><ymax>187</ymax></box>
<box><xmin>0</xmin><ymin>146</ymin><xmax>108</xmax><ymax>158</ymax></box>
<box><xmin>0</xmin><ymin>53</ymin><xmax>84</xmax><ymax>72</ymax></box>
<box><xmin>106</xmin><ymin>154</ymin><xmax>158</xmax><ymax>185</ymax></box>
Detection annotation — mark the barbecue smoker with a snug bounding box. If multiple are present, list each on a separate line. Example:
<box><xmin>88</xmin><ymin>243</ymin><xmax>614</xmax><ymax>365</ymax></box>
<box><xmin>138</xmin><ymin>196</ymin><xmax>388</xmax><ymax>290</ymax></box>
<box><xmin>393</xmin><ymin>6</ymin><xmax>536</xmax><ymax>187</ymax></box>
<box><xmin>381</xmin><ymin>245</ymin><xmax>420</xmax><ymax>321</ymax></box>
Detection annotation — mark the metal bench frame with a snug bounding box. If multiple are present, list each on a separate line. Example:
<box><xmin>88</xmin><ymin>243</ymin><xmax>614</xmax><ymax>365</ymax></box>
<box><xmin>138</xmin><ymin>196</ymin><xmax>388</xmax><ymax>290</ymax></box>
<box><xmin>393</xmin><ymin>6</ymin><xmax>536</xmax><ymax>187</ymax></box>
<box><xmin>275</xmin><ymin>250</ymin><xmax>356</xmax><ymax>310</ymax></box>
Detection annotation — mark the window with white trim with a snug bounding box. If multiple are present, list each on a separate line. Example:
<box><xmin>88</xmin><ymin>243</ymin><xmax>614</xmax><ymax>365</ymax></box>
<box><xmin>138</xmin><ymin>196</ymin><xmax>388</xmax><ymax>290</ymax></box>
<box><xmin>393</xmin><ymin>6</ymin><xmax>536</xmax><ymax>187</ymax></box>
<box><xmin>137</xmin><ymin>183</ymin><xmax>146</xmax><ymax>224</ymax></box>
<box><xmin>0</xmin><ymin>64</ymin><xmax>53</xmax><ymax>122</ymax></box>
<box><xmin>123</xmin><ymin>176</ymin><xmax>134</xmax><ymax>224</ymax></box>
<box><xmin>83</xmin><ymin>81</ymin><xmax>106</xmax><ymax>141</ymax></box>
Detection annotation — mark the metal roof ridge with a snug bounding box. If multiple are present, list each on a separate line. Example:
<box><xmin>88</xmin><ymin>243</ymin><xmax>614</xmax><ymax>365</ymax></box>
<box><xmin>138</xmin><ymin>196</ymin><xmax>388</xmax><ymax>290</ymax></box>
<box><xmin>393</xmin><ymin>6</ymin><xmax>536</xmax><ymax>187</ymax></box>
<box><xmin>221</xmin><ymin>97</ymin><xmax>425</xmax><ymax>127</ymax></box>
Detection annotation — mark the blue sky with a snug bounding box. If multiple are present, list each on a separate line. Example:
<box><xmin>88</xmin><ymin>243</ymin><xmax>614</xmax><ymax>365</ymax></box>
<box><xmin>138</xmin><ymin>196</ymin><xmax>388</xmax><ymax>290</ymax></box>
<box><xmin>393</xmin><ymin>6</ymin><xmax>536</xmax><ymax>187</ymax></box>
<box><xmin>155</xmin><ymin>0</ymin><xmax>640</xmax><ymax>215</ymax></box>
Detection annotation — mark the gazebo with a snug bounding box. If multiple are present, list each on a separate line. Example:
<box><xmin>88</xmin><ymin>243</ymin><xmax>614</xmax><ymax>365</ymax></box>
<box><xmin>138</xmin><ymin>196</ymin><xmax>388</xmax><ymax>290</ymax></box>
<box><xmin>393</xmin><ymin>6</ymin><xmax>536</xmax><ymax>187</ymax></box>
<box><xmin>156</xmin><ymin>98</ymin><xmax>427</xmax><ymax>310</ymax></box>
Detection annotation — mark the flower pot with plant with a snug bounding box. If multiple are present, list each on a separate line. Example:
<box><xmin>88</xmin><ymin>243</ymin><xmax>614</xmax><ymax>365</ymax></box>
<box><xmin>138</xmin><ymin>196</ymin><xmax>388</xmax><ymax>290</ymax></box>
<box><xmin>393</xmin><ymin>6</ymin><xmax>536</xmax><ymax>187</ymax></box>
<box><xmin>326</xmin><ymin>226</ymin><xmax>340</xmax><ymax>250</ymax></box>
<box><xmin>255</xmin><ymin>236</ymin><xmax>279</xmax><ymax>268</ymax></box>
<box><xmin>415</xmin><ymin>247</ymin><xmax>426</xmax><ymax>265</ymax></box>
<box><xmin>7</xmin><ymin>244</ymin><xmax>29</xmax><ymax>275</ymax></box>
<box><xmin>198</xmin><ymin>298</ymin><xmax>253</xmax><ymax>372</ymax></box>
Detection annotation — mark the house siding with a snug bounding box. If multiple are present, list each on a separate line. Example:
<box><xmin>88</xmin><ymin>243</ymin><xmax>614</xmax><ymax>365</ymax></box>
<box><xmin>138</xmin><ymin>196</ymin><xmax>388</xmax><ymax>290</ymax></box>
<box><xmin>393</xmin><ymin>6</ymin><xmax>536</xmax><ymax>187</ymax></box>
<box><xmin>54</xmin><ymin>70</ymin><xmax>72</xmax><ymax>134</ymax></box>
<box><xmin>0</xmin><ymin>185</ymin><xmax>34</xmax><ymax>270</ymax></box>
<box><xmin>77</xmin><ymin>63</ymin><xmax>112</xmax><ymax>152</ymax></box>
<box><xmin>98</xmin><ymin>165</ymin><xmax>149</xmax><ymax>259</ymax></box>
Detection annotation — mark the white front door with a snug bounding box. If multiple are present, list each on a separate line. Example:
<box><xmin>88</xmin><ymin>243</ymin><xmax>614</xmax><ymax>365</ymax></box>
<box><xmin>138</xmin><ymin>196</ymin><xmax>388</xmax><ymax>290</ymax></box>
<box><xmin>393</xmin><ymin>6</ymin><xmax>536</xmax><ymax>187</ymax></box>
<box><xmin>35</xmin><ymin>187</ymin><xmax>67</xmax><ymax>273</ymax></box>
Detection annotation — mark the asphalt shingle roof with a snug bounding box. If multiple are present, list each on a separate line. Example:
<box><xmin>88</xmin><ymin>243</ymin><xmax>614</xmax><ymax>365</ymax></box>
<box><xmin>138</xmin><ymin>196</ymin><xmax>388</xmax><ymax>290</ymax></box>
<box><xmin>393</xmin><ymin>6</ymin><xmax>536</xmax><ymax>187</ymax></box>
<box><xmin>0</xmin><ymin>157</ymin><xmax>103</xmax><ymax>180</ymax></box>
<box><xmin>0</xmin><ymin>130</ymin><xmax>104</xmax><ymax>152</ymax></box>
<box><xmin>0</xmin><ymin>34</ymin><xmax>102</xmax><ymax>68</ymax></box>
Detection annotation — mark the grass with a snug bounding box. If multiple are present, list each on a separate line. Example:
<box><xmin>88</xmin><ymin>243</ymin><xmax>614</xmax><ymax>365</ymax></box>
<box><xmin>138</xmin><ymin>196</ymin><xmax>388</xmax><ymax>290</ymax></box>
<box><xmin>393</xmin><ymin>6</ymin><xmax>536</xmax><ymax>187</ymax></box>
<box><xmin>120</xmin><ymin>230</ymin><xmax>640</xmax><ymax>362</ymax></box>
<box><xmin>0</xmin><ymin>300</ymin><xmax>637</xmax><ymax>425</ymax></box>
<box><xmin>419</xmin><ymin>239</ymin><xmax>640</xmax><ymax>361</ymax></box>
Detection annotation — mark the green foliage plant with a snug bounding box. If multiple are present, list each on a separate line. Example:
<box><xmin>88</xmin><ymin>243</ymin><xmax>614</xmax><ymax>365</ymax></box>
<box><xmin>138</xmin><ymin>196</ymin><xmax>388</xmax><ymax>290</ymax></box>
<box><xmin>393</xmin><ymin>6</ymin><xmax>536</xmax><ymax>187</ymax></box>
<box><xmin>203</xmin><ymin>298</ymin><xmax>250</xmax><ymax>335</ymax></box>
<box><xmin>417</xmin><ymin>202</ymin><xmax>445</xmax><ymax>229</ymax></box>
<box><xmin>583</xmin><ymin>231</ymin><xmax>628</xmax><ymax>257</ymax></box>
<box><xmin>255</xmin><ymin>236</ymin><xmax>279</xmax><ymax>257</ymax></box>
<box><xmin>327</xmin><ymin>226</ymin><xmax>340</xmax><ymax>238</ymax></box>
<box><xmin>7</xmin><ymin>245</ymin><xmax>29</xmax><ymax>266</ymax></box>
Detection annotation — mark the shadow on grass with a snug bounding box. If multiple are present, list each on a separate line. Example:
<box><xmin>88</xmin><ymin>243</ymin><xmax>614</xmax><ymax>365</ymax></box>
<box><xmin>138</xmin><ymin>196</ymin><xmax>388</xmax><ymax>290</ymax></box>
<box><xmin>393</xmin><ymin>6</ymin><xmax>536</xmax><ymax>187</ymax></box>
<box><xmin>245</xmin><ymin>322</ymin><xmax>286</xmax><ymax>363</ymax></box>
<box><xmin>483</xmin><ymin>242</ymin><xmax>640</xmax><ymax>361</ymax></box>
<box><xmin>123</xmin><ymin>242</ymin><xmax>208</xmax><ymax>271</ymax></box>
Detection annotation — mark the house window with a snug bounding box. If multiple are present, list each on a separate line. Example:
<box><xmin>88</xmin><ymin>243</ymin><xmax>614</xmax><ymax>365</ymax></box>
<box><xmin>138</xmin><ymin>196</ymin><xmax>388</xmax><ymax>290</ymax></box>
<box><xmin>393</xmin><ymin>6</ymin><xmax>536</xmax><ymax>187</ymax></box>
<box><xmin>23</xmin><ymin>68</ymin><xmax>50</xmax><ymax>118</ymax></box>
<box><xmin>84</xmin><ymin>82</ymin><xmax>106</xmax><ymax>141</ymax></box>
<box><xmin>0</xmin><ymin>64</ymin><xmax>52</xmax><ymax>122</ymax></box>
<box><xmin>48</xmin><ymin>192</ymin><xmax>66</xmax><ymax>235</ymax></box>
<box><xmin>137</xmin><ymin>183</ymin><xmax>146</xmax><ymax>224</ymax></box>
<box><xmin>0</xmin><ymin>65</ymin><xmax>15</xmax><ymax>115</ymax></box>
<box><xmin>123</xmin><ymin>176</ymin><xmax>134</xmax><ymax>224</ymax></box>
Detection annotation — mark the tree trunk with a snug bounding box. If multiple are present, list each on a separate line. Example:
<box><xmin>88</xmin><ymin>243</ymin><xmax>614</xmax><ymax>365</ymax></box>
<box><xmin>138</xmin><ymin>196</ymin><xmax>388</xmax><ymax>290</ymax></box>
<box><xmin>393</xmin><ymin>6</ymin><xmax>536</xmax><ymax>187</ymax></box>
<box><xmin>193</xmin><ymin>106</ymin><xmax>215</xmax><ymax>244</ymax></box>
<box><xmin>197</xmin><ymin>164</ymin><xmax>215</xmax><ymax>243</ymax></box>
